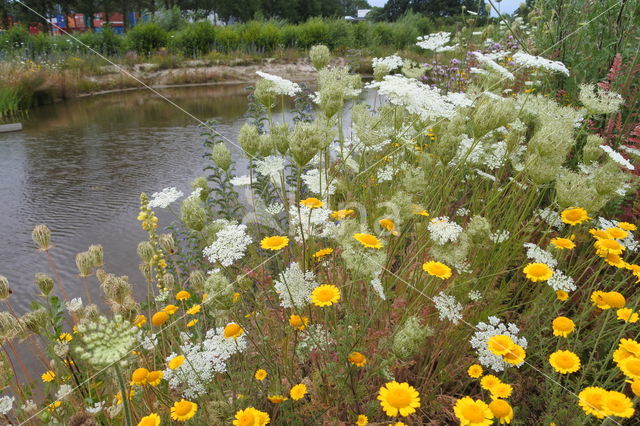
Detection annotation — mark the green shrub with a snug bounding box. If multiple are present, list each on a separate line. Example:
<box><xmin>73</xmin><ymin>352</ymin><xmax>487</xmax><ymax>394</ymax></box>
<box><xmin>297</xmin><ymin>18</ymin><xmax>331</xmax><ymax>48</ymax></box>
<box><xmin>241</xmin><ymin>21</ymin><xmax>283</xmax><ymax>52</ymax></box>
<box><xmin>94</xmin><ymin>26</ymin><xmax>125</xmax><ymax>56</ymax></box>
<box><xmin>173</xmin><ymin>21</ymin><xmax>216</xmax><ymax>56</ymax></box>
<box><xmin>126</xmin><ymin>23</ymin><xmax>168</xmax><ymax>55</ymax></box>
<box><xmin>281</xmin><ymin>24</ymin><xmax>302</xmax><ymax>48</ymax></box>
<box><xmin>214</xmin><ymin>26</ymin><xmax>241</xmax><ymax>52</ymax></box>
<box><xmin>351</xmin><ymin>22</ymin><xmax>371</xmax><ymax>48</ymax></box>
<box><xmin>327</xmin><ymin>19</ymin><xmax>353</xmax><ymax>50</ymax></box>
<box><xmin>0</xmin><ymin>25</ymin><xmax>31</xmax><ymax>51</ymax></box>
<box><xmin>371</xmin><ymin>22</ymin><xmax>395</xmax><ymax>47</ymax></box>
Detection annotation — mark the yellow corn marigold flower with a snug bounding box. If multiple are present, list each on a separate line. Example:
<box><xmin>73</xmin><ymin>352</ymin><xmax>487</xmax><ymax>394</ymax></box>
<box><xmin>550</xmin><ymin>237</ymin><xmax>575</xmax><ymax>250</ymax></box>
<box><xmin>594</xmin><ymin>238</ymin><xmax>625</xmax><ymax>257</ymax></box>
<box><xmin>116</xmin><ymin>389</ymin><xmax>135</xmax><ymax>404</ymax></box>
<box><xmin>555</xmin><ymin>290</ymin><xmax>569</xmax><ymax>301</ymax></box>
<box><xmin>503</xmin><ymin>345</ymin><xmax>526</xmax><ymax>365</ymax></box>
<box><xmin>311</xmin><ymin>284</ymin><xmax>340</xmax><ymax>307</ymax></box>
<box><xmin>617</xmin><ymin>222</ymin><xmax>637</xmax><ymax>231</ymax></box>
<box><xmin>348</xmin><ymin>351</ymin><xmax>367</xmax><ymax>367</ymax></box>
<box><xmin>267</xmin><ymin>395</ymin><xmax>287</xmax><ymax>403</ymax></box>
<box><xmin>223</xmin><ymin>323</ymin><xmax>244</xmax><ymax>339</ymax></box>
<box><xmin>289</xmin><ymin>314</ymin><xmax>309</xmax><ymax>330</ymax></box>
<box><xmin>606</xmin><ymin>227</ymin><xmax>629</xmax><ymax>239</ymax></box>
<box><xmin>549</xmin><ymin>350</ymin><xmax>581</xmax><ymax>374</ymax></box>
<box><xmin>416</xmin><ymin>210</ymin><xmax>430</xmax><ymax>216</ymax></box>
<box><xmin>377</xmin><ymin>381</ymin><xmax>421</xmax><ymax>417</ymax></box>
<box><xmin>186</xmin><ymin>304</ymin><xmax>201</xmax><ymax>315</ymax></box>
<box><xmin>175</xmin><ymin>290</ymin><xmax>190</xmax><ymax>301</ymax></box>
<box><xmin>163</xmin><ymin>304</ymin><xmax>179</xmax><ymax>315</ymax></box>
<box><xmin>59</xmin><ymin>333</ymin><xmax>72</xmax><ymax>342</ymax></box>
<box><xmin>146</xmin><ymin>370</ymin><xmax>163</xmax><ymax>386</ymax></box>
<box><xmin>356</xmin><ymin>414</ymin><xmax>368</xmax><ymax>425</ymax></box>
<box><xmin>453</xmin><ymin>396</ymin><xmax>494</xmax><ymax>426</ymax></box>
<box><xmin>41</xmin><ymin>370</ymin><xmax>56</xmax><ymax>382</ymax></box>
<box><xmin>604</xmin><ymin>390</ymin><xmax>634</xmax><ymax>418</ymax></box>
<box><xmin>202</xmin><ymin>293</ymin><xmax>208</xmax><ymax>302</ymax></box>
<box><xmin>578</xmin><ymin>387</ymin><xmax>609</xmax><ymax>419</ymax></box>
<box><xmin>232</xmin><ymin>292</ymin><xmax>241</xmax><ymax>303</ymax></box>
<box><xmin>233</xmin><ymin>407</ymin><xmax>270</xmax><ymax>425</ymax></box>
<box><xmin>489</xmin><ymin>399</ymin><xmax>514</xmax><ymax>424</ymax></box>
<box><xmin>618</xmin><ymin>356</ymin><xmax>640</xmax><ymax>380</ymax></box>
<box><xmin>490</xmin><ymin>382</ymin><xmax>513</xmax><ymax>399</ymax></box>
<box><xmin>290</xmin><ymin>383</ymin><xmax>307</xmax><ymax>401</ymax></box>
<box><xmin>618</xmin><ymin>338</ymin><xmax>640</xmax><ymax>358</ymax></box>
<box><xmin>522</xmin><ymin>262</ymin><xmax>553</xmax><ymax>282</ymax></box>
<box><xmin>487</xmin><ymin>335</ymin><xmax>515</xmax><ymax>356</ymax></box>
<box><xmin>47</xmin><ymin>401</ymin><xmax>62</xmax><ymax>412</ymax></box>
<box><xmin>151</xmin><ymin>311</ymin><xmax>169</xmax><ymax>327</ymax></box>
<box><xmin>300</xmin><ymin>197</ymin><xmax>324</xmax><ymax>208</ymax></box>
<box><xmin>617</xmin><ymin>308</ymin><xmax>639</xmax><ymax>323</ymax></box>
<box><xmin>331</xmin><ymin>209</ymin><xmax>355</xmax><ymax>220</ymax></box>
<box><xmin>604</xmin><ymin>252</ymin><xmax>626</xmax><ymax>268</ymax></box>
<box><xmin>552</xmin><ymin>316</ymin><xmax>575</xmax><ymax>337</ymax></box>
<box><xmin>255</xmin><ymin>369</ymin><xmax>267</xmax><ymax>381</ymax></box>
<box><xmin>168</xmin><ymin>355</ymin><xmax>185</xmax><ymax>370</ymax></box>
<box><xmin>353</xmin><ymin>233</ymin><xmax>383</xmax><ymax>249</ymax></box>
<box><xmin>603</xmin><ymin>291</ymin><xmax>626</xmax><ymax>308</ymax></box>
<box><xmin>480</xmin><ymin>374</ymin><xmax>501</xmax><ymax>391</ymax></box>
<box><xmin>560</xmin><ymin>207</ymin><xmax>590</xmax><ymax>225</ymax></box>
<box><xmin>467</xmin><ymin>364</ymin><xmax>483</xmax><ymax>378</ymax></box>
<box><xmin>186</xmin><ymin>319</ymin><xmax>198</xmax><ymax>327</ymax></box>
<box><xmin>589</xmin><ymin>228</ymin><xmax>612</xmax><ymax>239</ymax></box>
<box><xmin>379</xmin><ymin>218</ymin><xmax>396</xmax><ymax>232</ymax></box>
<box><xmin>590</xmin><ymin>290</ymin><xmax>610</xmax><ymax>309</ymax></box>
<box><xmin>133</xmin><ymin>315</ymin><xmax>147</xmax><ymax>327</ymax></box>
<box><xmin>422</xmin><ymin>261</ymin><xmax>452</xmax><ymax>279</ymax></box>
<box><xmin>629</xmin><ymin>379</ymin><xmax>640</xmax><ymax>397</ymax></box>
<box><xmin>138</xmin><ymin>413</ymin><xmax>161</xmax><ymax>426</ymax></box>
<box><xmin>131</xmin><ymin>367</ymin><xmax>149</xmax><ymax>385</ymax></box>
<box><xmin>260</xmin><ymin>235</ymin><xmax>289</xmax><ymax>251</ymax></box>
<box><xmin>313</xmin><ymin>248</ymin><xmax>334</xmax><ymax>259</ymax></box>
<box><xmin>171</xmin><ymin>399</ymin><xmax>198</xmax><ymax>422</ymax></box>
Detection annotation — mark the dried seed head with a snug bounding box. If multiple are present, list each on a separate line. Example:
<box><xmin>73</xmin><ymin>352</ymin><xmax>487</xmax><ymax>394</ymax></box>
<box><xmin>76</xmin><ymin>251</ymin><xmax>94</xmax><ymax>277</ymax></box>
<box><xmin>32</xmin><ymin>224</ymin><xmax>52</xmax><ymax>251</ymax></box>
<box><xmin>189</xmin><ymin>270</ymin><xmax>206</xmax><ymax>293</ymax></box>
<box><xmin>19</xmin><ymin>309</ymin><xmax>48</xmax><ymax>334</ymax></box>
<box><xmin>158</xmin><ymin>234</ymin><xmax>175</xmax><ymax>254</ymax></box>
<box><xmin>238</xmin><ymin>123</ymin><xmax>260</xmax><ymax>157</ymax></box>
<box><xmin>95</xmin><ymin>268</ymin><xmax>107</xmax><ymax>284</ymax></box>
<box><xmin>139</xmin><ymin>263</ymin><xmax>153</xmax><ymax>282</ymax></box>
<box><xmin>137</xmin><ymin>241</ymin><xmax>154</xmax><ymax>263</ymax></box>
<box><xmin>34</xmin><ymin>273</ymin><xmax>54</xmax><ymax>296</ymax></box>
<box><xmin>0</xmin><ymin>276</ymin><xmax>9</xmax><ymax>300</ymax></box>
<box><xmin>160</xmin><ymin>273</ymin><xmax>175</xmax><ymax>290</ymax></box>
<box><xmin>88</xmin><ymin>244</ymin><xmax>104</xmax><ymax>268</ymax></box>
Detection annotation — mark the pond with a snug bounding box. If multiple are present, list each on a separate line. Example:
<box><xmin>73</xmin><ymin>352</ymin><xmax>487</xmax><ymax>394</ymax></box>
<box><xmin>0</xmin><ymin>84</ymin><xmax>259</xmax><ymax>313</ymax></box>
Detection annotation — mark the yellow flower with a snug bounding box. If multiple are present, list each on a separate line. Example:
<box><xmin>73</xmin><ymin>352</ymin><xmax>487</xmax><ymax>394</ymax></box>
<box><xmin>186</xmin><ymin>319</ymin><xmax>198</xmax><ymax>327</ymax></box>
<box><xmin>552</xmin><ymin>316</ymin><xmax>574</xmax><ymax>337</ymax></box>
<box><xmin>490</xmin><ymin>382</ymin><xmax>513</xmax><ymax>399</ymax></box>
<box><xmin>560</xmin><ymin>207</ymin><xmax>590</xmax><ymax>225</ymax></box>
<box><xmin>591</xmin><ymin>290</ymin><xmax>610</xmax><ymax>309</ymax></box>
<box><xmin>59</xmin><ymin>333</ymin><xmax>73</xmax><ymax>342</ymax></box>
<box><xmin>555</xmin><ymin>290</ymin><xmax>569</xmax><ymax>301</ymax></box>
<box><xmin>377</xmin><ymin>381</ymin><xmax>420</xmax><ymax>417</ymax></box>
<box><xmin>255</xmin><ymin>369</ymin><xmax>267</xmax><ymax>381</ymax></box>
<box><xmin>467</xmin><ymin>364</ymin><xmax>483</xmax><ymax>378</ymax></box>
<box><xmin>480</xmin><ymin>375</ymin><xmax>501</xmax><ymax>391</ymax></box>
<box><xmin>133</xmin><ymin>315</ymin><xmax>147</xmax><ymax>327</ymax></box>
<box><xmin>353</xmin><ymin>233</ymin><xmax>383</xmax><ymax>249</ymax></box>
<box><xmin>163</xmin><ymin>305</ymin><xmax>179</xmax><ymax>315</ymax></box>
<box><xmin>290</xmin><ymin>383</ymin><xmax>307</xmax><ymax>401</ymax></box>
<box><xmin>502</xmin><ymin>345</ymin><xmax>526</xmax><ymax>365</ymax></box>
<box><xmin>131</xmin><ymin>367</ymin><xmax>149</xmax><ymax>385</ymax></box>
<box><xmin>138</xmin><ymin>413</ymin><xmax>161</xmax><ymax>426</ymax></box>
<box><xmin>604</xmin><ymin>252</ymin><xmax>627</xmax><ymax>268</ymax></box>
<box><xmin>151</xmin><ymin>311</ymin><xmax>169</xmax><ymax>327</ymax></box>
<box><xmin>604</xmin><ymin>390</ymin><xmax>634</xmax><ymax>418</ymax></box>
<box><xmin>232</xmin><ymin>292</ymin><xmax>241</xmax><ymax>303</ymax></box>
<box><xmin>116</xmin><ymin>389</ymin><xmax>135</xmax><ymax>404</ymax></box>
<box><xmin>617</xmin><ymin>222</ymin><xmax>637</xmax><ymax>231</ymax></box>
<box><xmin>550</xmin><ymin>237</ymin><xmax>575</xmax><ymax>250</ymax></box>
<box><xmin>489</xmin><ymin>399</ymin><xmax>513</xmax><ymax>424</ymax></box>
<box><xmin>619</xmin><ymin>338</ymin><xmax>640</xmax><ymax>358</ymax></box>
<box><xmin>606</xmin><ymin>227</ymin><xmax>629</xmax><ymax>239</ymax></box>
<box><xmin>168</xmin><ymin>355</ymin><xmax>185</xmax><ymax>370</ymax></box>
<box><xmin>171</xmin><ymin>399</ymin><xmax>198</xmax><ymax>422</ymax></box>
<box><xmin>379</xmin><ymin>218</ymin><xmax>396</xmax><ymax>232</ymax></box>
<box><xmin>232</xmin><ymin>407</ymin><xmax>270</xmax><ymax>425</ymax></box>
<box><xmin>522</xmin><ymin>262</ymin><xmax>553</xmax><ymax>282</ymax></box>
<box><xmin>223</xmin><ymin>323</ymin><xmax>244</xmax><ymax>339</ymax></box>
<box><xmin>602</xmin><ymin>291</ymin><xmax>626</xmax><ymax>308</ymax></box>
<box><xmin>47</xmin><ymin>400</ymin><xmax>62</xmax><ymax>412</ymax></box>
<box><xmin>289</xmin><ymin>314</ymin><xmax>309</xmax><ymax>330</ymax></box>
<box><xmin>41</xmin><ymin>370</ymin><xmax>56</xmax><ymax>382</ymax></box>
<box><xmin>453</xmin><ymin>396</ymin><xmax>494</xmax><ymax>426</ymax></box>
<box><xmin>578</xmin><ymin>387</ymin><xmax>609</xmax><ymax>419</ymax></box>
<box><xmin>422</xmin><ymin>261</ymin><xmax>452</xmax><ymax>279</ymax></box>
<box><xmin>146</xmin><ymin>370</ymin><xmax>163</xmax><ymax>386</ymax></box>
<box><xmin>356</xmin><ymin>414</ymin><xmax>368</xmax><ymax>425</ymax></box>
<box><xmin>629</xmin><ymin>379</ymin><xmax>640</xmax><ymax>397</ymax></box>
<box><xmin>617</xmin><ymin>308</ymin><xmax>639</xmax><ymax>323</ymax></box>
<box><xmin>618</xmin><ymin>356</ymin><xmax>640</xmax><ymax>379</ymax></box>
<box><xmin>549</xmin><ymin>350</ymin><xmax>581</xmax><ymax>374</ymax></box>
<box><xmin>594</xmin><ymin>238</ymin><xmax>625</xmax><ymax>257</ymax></box>
<box><xmin>487</xmin><ymin>335</ymin><xmax>515</xmax><ymax>356</ymax></box>
<box><xmin>331</xmin><ymin>209</ymin><xmax>355</xmax><ymax>220</ymax></box>
<box><xmin>416</xmin><ymin>210</ymin><xmax>430</xmax><ymax>217</ymax></box>
<box><xmin>348</xmin><ymin>351</ymin><xmax>367</xmax><ymax>367</ymax></box>
<box><xmin>311</xmin><ymin>284</ymin><xmax>341</xmax><ymax>307</ymax></box>
<box><xmin>260</xmin><ymin>235</ymin><xmax>289</xmax><ymax>251</ymax></box>
<box><xmin>300</xmin><ymin>197</ymin><xmax>324</xmax><ymax>208</ymax></box>
<box><xmin>313</xmin><ymin>248</ymin><xmax>334</xmax><ymax>259</ymax></box>
<box><xmin>186</xmin><ymin>304</ymin><xmax>201</xmax><ymax>315</ymax></box>
<box><xmin>267</xmin><ymin>395</ymin><xmax>287</xmax><ymax>403</ymax></box>
<box><xmin>589</xmin><ymin>228</ymin><xmax>612</xmax><ymax>239</ymax></box>
<box><xmin>175</xmin><ymin>290</ymin><xmax>191</xmax><ymax>301</ymax></box>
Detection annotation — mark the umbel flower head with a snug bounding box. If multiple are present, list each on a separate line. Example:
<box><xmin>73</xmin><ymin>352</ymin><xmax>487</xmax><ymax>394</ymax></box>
<box><xmin>309</xmin><ymin>44</ymin><xmax>330</xmax><ymax>70</ymax></box>
<box><xmin>75</xmin><ymin>315</ymin><xmax>138</xmax><ymax>367</ymax></box>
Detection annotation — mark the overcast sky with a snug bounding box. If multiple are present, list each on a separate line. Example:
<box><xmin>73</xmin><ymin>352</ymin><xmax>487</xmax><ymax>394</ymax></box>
<box><xmin>367</xmin><ymin>0</ymin><xmax>523</xmax><ymax>16</ymax></box>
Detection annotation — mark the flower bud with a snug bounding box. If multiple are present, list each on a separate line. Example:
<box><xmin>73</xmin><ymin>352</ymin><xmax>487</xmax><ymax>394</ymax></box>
<box><xmin>290</xmin><ymin>122</ymin><xmax>322</xmax><ymax>166</ymax></box>
<box><xmin>181</xmin><ymin>197</ymin><xmax>207</xmax><ymax>232</ymax></box>
<box><xmin>270</xmin><ymin>122</ymin><xmax>290</xmax><ymax>155</ymax></box>
<box><xmin>211</xmin><ymin>143</ymin><xmax>232</xmax><ymax>171</ymax></box>
<box><xmin>309</xmin><ymin>44</ymin><xmax>330</xmax><ymax>70</ymax></box>
<box><xmin>191</xmin><ymin>177</ymin><xmax>210</xmax><ymax>201</ymax></box>
<box><xmin>82</xmin><ymin>304</ymin><xmax>100</xmax><ymax>322</ymax></box>
<box><xmin>139</xmin><ymin>263</ymin><xmax>153</xmax><ymax>282</ymax></box>
<box><xmin>137</xmin><ymin>241</ymin><xmax>154</xmax><ymax>263</ymax></box>
<box><xmin>35</xmin><ymin>273</ymin><xmax>54</xmax><ymax>296</ymax></box>
<box><xmin>158</xmin><ymin>234</ymin><xmax>175</xmax><ymax>254</ymax></box>
<box><xmin>32</xmin><ymin>224</ymin><xmax>52</xmax><ymax>251</ymax></box>
<box><xmin>239</xmin><ymin>123</ymin><xmax>260</xmax><ymax>157</ymax></box>
<box><xmin>204</xmin><ymin>272</ymin><xmax>233</xmax><ymax>310</ymax></box>
<box><xmin>75</xmin><ymin>251</ymin><xmax>94</xmax><ymax>277</ymax></box>
<box><xmin>88</xmin><ymin>244</ymin><xmax>104</xmax><ymax>268</ymax></box>
<box><xmin>20</xmin><ymin>309</ymin><xmax>47</xmax><ymax>334</ymax></box>
<box><xmin>160</xmin><ymin>273</ymin><xmax>175</xmax><ymax>290</ymax></box>
<box><xmin>0</xmin><ymin>276</ymin><xmax>9</xmax><ymax>300</ymax></box>
<box><xmin>258</xmin><ymin>134</ymin><xmax>273</xmax><ymax>157</ymax></box>
<box><xmin>189</xmin><ymin>270</ymin><xmax>206</xmax><ymax>293</ymax></box>
<box><xmin>254</xmin><ymin>78</ymin><xmax>276</xmax><ymax>108</ymax></box>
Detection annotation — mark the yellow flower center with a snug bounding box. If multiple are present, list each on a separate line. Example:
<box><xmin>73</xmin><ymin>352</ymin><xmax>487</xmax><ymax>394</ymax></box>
<box><xmin>555</xmin><ymin>353</ymin><xmax>575</xmax><ymax>369</ymax></box>
<box><xmin>131</xmin><ymin>368</ymin><xmax>148</xmax><ymax>383</ymax></box>
<box><xmin>224</xmin><ymin>323</ymin><xmax>243</xmax><ymax>338</ymax></box>
<box><xmin>461</xmin><ymin>402</ymin><xmax>486</xmax><ymax>422</ymax></box>
<box><xmin>386</xmin><ymin>388</ymin><xmax>411</xmax><ymax>409</ymax></box>
<box><xmin>316</xmin><ymin>287</ymin><xmax>334</xmax><ymax>302</ymax></box>
<box><xmin>175</xmin><ymin>401</ymin><xmax>192</xmax><ymax>416</ymax></box>
<box><xmin>553</xmin><ymin>317</ymin><xmax>573</xmax><ymax>331</ymax></box>
<box><xmin>528</xmin><ymin>264</ymin><xmax>549</xmax><ymax>277</ymax></box>
<box><xmin>625</xmin><ymin>358</ymin><xmax>640</xmax><ymax>375</ymax></box>
<box><xmin>349</xmin><ymin>352</ymin><xmax>365</xmax><ymax>364</ymax></box>
<box><xmin>489</xmin><ymin>399</ymin><xmax>510</xmax><ymax>418</ymax></box>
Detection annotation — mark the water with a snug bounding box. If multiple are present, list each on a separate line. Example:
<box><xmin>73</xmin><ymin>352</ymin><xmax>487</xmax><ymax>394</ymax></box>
<box><xmin>0</xmin><ymin>84</ymin><xmax>253</xmax><ymax>313</ymax></box>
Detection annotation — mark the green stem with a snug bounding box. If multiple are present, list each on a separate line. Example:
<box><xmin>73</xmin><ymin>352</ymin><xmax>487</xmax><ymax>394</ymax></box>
<box><xmin>114</xmin><ymin>363</ymin><xmax>133</xmax><ymax>426</ymax></box>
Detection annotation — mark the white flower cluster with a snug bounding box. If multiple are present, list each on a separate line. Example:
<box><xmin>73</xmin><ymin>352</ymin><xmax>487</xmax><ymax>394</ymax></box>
<box><xmin>255</xmin><ymin>155</ymin><xmax>286</xmax><ymax>180</ymax></box>
<box><xmin>56</xmin><ymin>384</ymin><xmax>73</xmax><ymax>401</ymax></box>
<box><xmin>302</xmin><ymin>168</ymin><xmax>336</xmax><ymax>195</ymax></box>
<box><xmin>296</xmin><ymin>324</ymin><xmax>334</xmax><ymax>358</ymax></box>
<box><xmin>164</xmin><ymin>327</ymin><xmax>247</xmax><ymax>399</ymax></box>
<box><xmin>547</xmin><ymin>269</ymin><xmax>576</xmax><ymax>292</ymax></box>
<box><xmin>367</xmin><ymin>75</ymin><xmax>467</xmax><ymax>121</ymax></box>
<box><xmin>536</xmin><ymin>207</ymin><xmax>565</xmax><ymax>230</ymax></box>
<box><xmin>370</xmin><ymin>276</ymin><xmax>386</xmax><ymax>300</ymax></box>
<box><xmin>489</xmin><ymin>230</ymin><xmax>510</xmax><ymax>243</ymax></box>
<box><xmin>138</xmin><ymin>330</ymin><xmax>158</xmax><ymax>351</ymax></box>
<box><xmin>372</xmin><ymin>55</ymin><xmax>404</xmax><ymax>71</ymax></box>
<box><xmin>433</xmin><ymin>292</ymin><xmax>463</xmax><ymax>324</ymax></box>
<box><xmin>512</xmin><ymin>51</ymin><xmax>569</xmax><ymax>76</ymax></box>
<box><xmin>468</xmin><ymin>290</ymin><xmax>482</xmax><ymax>301</ymax></box>
<box><xmin>265</xmin><ymin>201</ymin><xmax>284</xmax><ymax>215</ymax></box>
<box><xmin>377</xmin><ymin>163</ymin><xmax>395</xmax><ymax>182</ymax></box>
<box><xmin>148</xmin><ymin>187</ymin><xmax>184</xmax><ymax>209</ymax></box>
<box><xmin>456</xmin><ymin>208</ymin><xmax>470</xmax><ymax>217</ymax></box>
<box><xmin>230</xmin><ymin>175</ymin><xmax>251</xmax><ymax>186</ymax></box>
<box><xmin>273</xmin><ymin>262</ymin><xmax>319</xmax><ymax>308</ymax></box>
<box><xmin>600</xmin><ymin>145</ymin><xmax>635</xmax><ymax>170</ymax></box>
<box><xmin>203</xmin><ymin>221</ymin><xmax>252</xmax><ymax>267</ymax></box>
<box><xmin>470</xmin><ymin>51</ymin><xmax>514</xmax><ymax>81</ymax></box>
<box><xmin>621</xmin><ymin>145</ymin><xmax>640</xmax><ymax>158</ymax></box>
<box><xmin>289</xmin><ymin>204</ymin><xmax>334</xmax><ymax>242</ymax></box>
<box><xmin>428</xmin><ymin>216</ymin><xmax>463</xmax><ymax>245</ymax></box>
<box><xmin>255</xmin><ymin>71</ymin><xmax>301</xmax><ymax>97</ymax></box>
<box><xmin>416</xmin><ymin>32</ymin><xmax>454</xmax><ymax>51</ymax></box>
<box><xmin>470</xmin><ymin>316</ymin><xmax>528</xmax><ymax>372</ymax></box>
<box><xmin>86</xmin><ymin>401</ymin><xmax>105</xmax><ymax>414</ymax></box>
<box><xmin>0</xmin><ymin>395</ymin><xmax>14</xmax><ymax>415</ymax></box>
<box><xmin>579</xmin><ymin>83</ymin><xmax>625</xmax><ymax>114</ymax></box>
<box><xmin>66</xmin><ymin>297</ymin><xmax>83</xmax><ymax>313</ymax></box>
<box><xmin>450</xmin><ymin>136</ymin><xmax>508</xmax><ymax>170</ymax></box>
<box><xmin>523</xmin><ymin>242</ymin><xmax>557</xmax><ymax>267</ymax></box>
